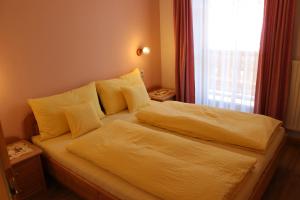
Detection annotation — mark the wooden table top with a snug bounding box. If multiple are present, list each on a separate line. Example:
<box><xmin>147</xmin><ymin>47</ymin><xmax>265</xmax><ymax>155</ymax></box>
<box><xmin>7</xmin><ymin>140</ymin><xmax>42</xmax><ymax>166</ymax></box>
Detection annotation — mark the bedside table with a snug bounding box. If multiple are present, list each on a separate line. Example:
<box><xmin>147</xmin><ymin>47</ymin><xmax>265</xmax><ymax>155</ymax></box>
<box><xmin>7</xmin><ymin>140</ymin><xmax>46</xmax><ymax>200</ymax></box>
<box><xmin>148</xmin><ymin>88</ymin><xmax>176</xmax><ymax>102</ymax></box>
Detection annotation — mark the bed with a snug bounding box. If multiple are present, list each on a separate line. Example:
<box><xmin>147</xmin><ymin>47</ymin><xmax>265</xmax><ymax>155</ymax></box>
<box><xmin>25</xmin><ymin>101</ymin><xmax>286</xmax><ymax>200</ymax></box>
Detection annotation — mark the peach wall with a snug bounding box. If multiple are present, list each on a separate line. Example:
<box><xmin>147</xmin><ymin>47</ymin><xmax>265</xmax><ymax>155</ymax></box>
<box><xmin>160</xmin><ymin>0</ymin><xmax>175</xmax><ymax>89</ymax></box>
<box><xmin>0</xmin><ymin>0</ymin><xmax>161</xmax><ymax>138</ymax></box>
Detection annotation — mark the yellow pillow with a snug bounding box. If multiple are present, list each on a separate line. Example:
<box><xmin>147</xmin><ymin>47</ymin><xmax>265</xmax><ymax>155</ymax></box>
<box><xmin>120</xmin><ymin>68</ymin><xmax>144</xmax><ymax>86</ymax></box>
<box><xmin>71</xmin><ymin>82</ymin><xmax>105</xmax><ymax>119</ymax></box>
<box><xmin>96</xmin><ymin>79</ymin><xmax>127</xmax><ymax>115</ymax></box>
<box><xmin>64</xmin><ymin>102</ymin><xmax>102</xmax><ymax>138</ymax></box>
<box><xmin>96</xmin><ymin>68</ymin><xmax>146</xmax><ymax>114</ymax></box>
<box><xmin>28</xmin><ymin>82</ymin><xmax>105</xmax><ymax>141</ymax></box>
<box><xmin>121</xmin><ymin>85</ymin><xmax>150</xmax><ymax>112</ymax></box>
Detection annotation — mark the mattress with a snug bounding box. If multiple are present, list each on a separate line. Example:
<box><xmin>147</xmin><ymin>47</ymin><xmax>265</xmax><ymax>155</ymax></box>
<box><xmin>32</xmin><ymin>104</ymin><xmax>285</xmax><ymax>200</ymax></box>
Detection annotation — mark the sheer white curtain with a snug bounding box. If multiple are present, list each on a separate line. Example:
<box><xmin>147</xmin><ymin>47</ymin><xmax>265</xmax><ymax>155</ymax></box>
<box><xmin>192</xmin><ymin>0</ymin><xmax>264</xmax><ymax>112</ymax></box>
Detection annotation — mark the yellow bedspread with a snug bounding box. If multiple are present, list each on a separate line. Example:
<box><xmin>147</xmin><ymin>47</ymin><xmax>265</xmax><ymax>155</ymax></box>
<box><xmin>136</xmin><ymin>101</ymin><xmax>282</xmax><ymax>151</ymax></box>
<box><xmin>67</xmin><ymin>120</ymin><xmax>256</xmax><ymax>200</ymax></box>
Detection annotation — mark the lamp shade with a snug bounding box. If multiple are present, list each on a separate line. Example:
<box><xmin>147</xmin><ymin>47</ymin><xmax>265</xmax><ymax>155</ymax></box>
<box><xmin>137</xmin><ymin>47</ymin><xmax>151</xmax><ymax>56</ymax></box>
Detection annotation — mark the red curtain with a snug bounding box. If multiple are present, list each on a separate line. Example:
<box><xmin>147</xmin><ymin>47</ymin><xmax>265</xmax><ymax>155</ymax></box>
<box><xmin>254</xmin><ymin>0</ymin><xmax>296</xmax><ymax>119</ymax></box>
<box><xmin>174</xmin><ymin>0</ymin><xmax>195</xmax><ymax>103</ymax></box>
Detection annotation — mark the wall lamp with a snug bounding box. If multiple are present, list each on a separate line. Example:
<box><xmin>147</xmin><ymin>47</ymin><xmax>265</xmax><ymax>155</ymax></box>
<box><xmin>137</xmin><ymin>47</ymin><xmax>151</xmax><ymax>56</ymax></box>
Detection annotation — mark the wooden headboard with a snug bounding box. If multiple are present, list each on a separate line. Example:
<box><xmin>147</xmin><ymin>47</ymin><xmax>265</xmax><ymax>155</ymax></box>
<box><xmin>23</xmin><ymin>113</ymin><xmax>39</xmax><ymax>141</ymax></box>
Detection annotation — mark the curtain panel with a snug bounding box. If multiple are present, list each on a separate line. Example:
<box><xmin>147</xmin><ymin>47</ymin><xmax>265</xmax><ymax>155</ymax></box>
<box><xmin>174</xmin><ymin>0</ymin><xmax>195</xmax><ymax>103</ymax></box>
<box><xmin>192</xmin><ymin>0</ymin><xmax>264</xmax><ymax>112</ymax></box>
<box><xmin>254</xmin><ymin>0</ymin><xmax>296</xmax><ymax>120</ymax></box>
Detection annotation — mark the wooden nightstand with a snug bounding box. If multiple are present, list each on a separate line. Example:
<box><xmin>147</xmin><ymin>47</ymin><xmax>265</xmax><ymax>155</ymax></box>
<box><xmin>7</xmin><ymin>140</ymin><xmax>46</xmax><ymax>200</ymax></box>
<box><xmin>149</xmin><ymin>88</ymin><xmax>176</xmax><ymax>102</ymax></box>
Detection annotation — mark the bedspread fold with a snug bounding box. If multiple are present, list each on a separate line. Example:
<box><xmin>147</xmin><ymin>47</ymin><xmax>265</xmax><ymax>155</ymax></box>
<box><xmin>67</xmin><ymin>120</ymin><xmax>256</xmax><ymax>200</ymax></box>
<box><xmin>136</xmin><ymin>101</ymin><xmax>282</xmax><ymax>151</ymax></box>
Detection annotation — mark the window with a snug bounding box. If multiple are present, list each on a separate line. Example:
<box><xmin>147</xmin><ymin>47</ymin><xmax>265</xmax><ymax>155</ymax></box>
<box><xmin>192</xmin><ymin>0</ymin><xmax>264</xmax><ymax>112</ymax></box>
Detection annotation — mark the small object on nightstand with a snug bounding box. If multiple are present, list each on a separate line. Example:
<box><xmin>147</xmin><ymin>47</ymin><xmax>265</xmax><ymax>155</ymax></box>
<box><xmin>7</xmin><ymin>140</ymin><xmax>46</xmax><ymax>200</ymax></box>
<box><xmin>148</xmin><ymin>88</ymin><xmax>176</xmax><ymax>102</ymax></box>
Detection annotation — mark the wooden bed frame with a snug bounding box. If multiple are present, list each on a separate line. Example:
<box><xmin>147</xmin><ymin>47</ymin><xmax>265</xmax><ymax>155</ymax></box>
<box><xmin>23</xmin><ymin>113</ymin><xmax>286</xmax><ymax>200</ymax></box>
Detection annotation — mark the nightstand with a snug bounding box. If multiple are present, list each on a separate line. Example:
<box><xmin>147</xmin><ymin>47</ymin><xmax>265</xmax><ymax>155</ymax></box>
<box><xmin>148</xmin><ymin>88</ymin><xmax>176</xmax><ymax>102</ymax></box>
<box><xmin>7</xmin><ymin>140</ymin><xmax>46</xmax><ymax>200</ymax></box>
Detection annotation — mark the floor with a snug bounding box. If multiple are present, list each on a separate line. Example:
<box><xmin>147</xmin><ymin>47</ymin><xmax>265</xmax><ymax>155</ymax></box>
<box><xmin>262</xmin><ymin>142</ymin><xmax>300</xmax><ymax>200</ymax></box>
<box><xmin>28</xmin><ymin>142</ymin><xmax>300</xmax><ymax>200</ymax></box>
<box><xmin>28</xmin><ymin>176</ymin><xmax>82</xmax><ymax>200</ymax></box>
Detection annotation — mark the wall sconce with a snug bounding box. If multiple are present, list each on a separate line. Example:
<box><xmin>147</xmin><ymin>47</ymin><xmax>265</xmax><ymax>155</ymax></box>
<box><xmin>137</xmin><ymin>47</ymin><xmax>151</xmax><ymax>56</ymax></box>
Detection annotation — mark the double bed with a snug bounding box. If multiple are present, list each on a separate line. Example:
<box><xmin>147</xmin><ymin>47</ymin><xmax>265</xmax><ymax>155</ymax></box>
<box><xmin>26</xmin><ymin>101</ymin><xmax>286</xmax><ymax>200</ymax></box>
